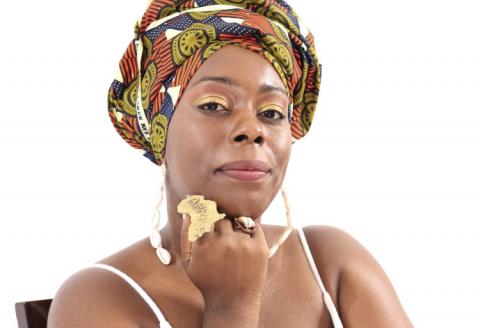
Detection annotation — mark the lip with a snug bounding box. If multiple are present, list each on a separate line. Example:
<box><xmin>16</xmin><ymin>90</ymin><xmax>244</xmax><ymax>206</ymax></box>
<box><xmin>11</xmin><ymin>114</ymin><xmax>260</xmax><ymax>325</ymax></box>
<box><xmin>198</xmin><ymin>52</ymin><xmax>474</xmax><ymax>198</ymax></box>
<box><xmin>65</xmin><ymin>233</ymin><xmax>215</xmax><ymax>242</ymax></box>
<box><xmin>217</xmin><ymin>160</ymin><xmax>272</xmax><ymax>181</ymax></box>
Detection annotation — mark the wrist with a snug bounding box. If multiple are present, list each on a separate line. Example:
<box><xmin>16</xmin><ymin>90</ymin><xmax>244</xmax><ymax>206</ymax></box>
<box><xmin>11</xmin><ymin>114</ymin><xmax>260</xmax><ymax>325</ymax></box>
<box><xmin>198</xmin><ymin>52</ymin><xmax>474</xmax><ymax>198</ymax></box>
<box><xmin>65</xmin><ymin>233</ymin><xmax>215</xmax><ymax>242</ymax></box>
<box><xmin>203</xmin><ymin>301</ymin><xmax>261</xmax><ymax>328</ymax></box>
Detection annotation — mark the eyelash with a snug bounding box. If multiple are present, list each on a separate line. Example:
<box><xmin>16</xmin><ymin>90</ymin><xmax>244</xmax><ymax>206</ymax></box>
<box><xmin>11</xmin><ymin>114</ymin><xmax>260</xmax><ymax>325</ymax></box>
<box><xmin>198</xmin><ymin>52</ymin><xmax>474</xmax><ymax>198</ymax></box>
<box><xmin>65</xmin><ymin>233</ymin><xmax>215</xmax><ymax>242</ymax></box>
<box><xmin>197</xmin><ymin>102</ymin><xmax>225</xmax><ymax>112</ymax></box>
<box><xmin>197</xmin><ymin>101</ymin><xmax>286</xmax><ymax>121</ymax></box>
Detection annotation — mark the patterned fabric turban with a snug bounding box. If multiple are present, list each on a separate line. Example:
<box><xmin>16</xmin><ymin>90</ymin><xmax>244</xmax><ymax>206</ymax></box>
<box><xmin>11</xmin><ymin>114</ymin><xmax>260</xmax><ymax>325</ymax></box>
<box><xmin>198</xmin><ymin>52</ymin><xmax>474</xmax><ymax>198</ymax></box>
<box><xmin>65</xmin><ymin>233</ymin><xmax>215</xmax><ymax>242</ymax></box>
<box><xmin>107</xmin><ymin>0</ymin><xmax>321</xmax><ymax>166</ymax></box>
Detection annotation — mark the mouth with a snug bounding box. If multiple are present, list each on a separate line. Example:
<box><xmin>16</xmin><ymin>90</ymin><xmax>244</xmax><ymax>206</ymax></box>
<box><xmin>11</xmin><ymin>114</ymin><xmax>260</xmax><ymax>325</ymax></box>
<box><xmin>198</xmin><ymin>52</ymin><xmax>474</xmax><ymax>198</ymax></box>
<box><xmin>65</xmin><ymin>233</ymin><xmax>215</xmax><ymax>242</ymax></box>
<box><xmin>216</xmin><ymin>160</ymin><xmax>272</xmax><ymax>182</ymax></box>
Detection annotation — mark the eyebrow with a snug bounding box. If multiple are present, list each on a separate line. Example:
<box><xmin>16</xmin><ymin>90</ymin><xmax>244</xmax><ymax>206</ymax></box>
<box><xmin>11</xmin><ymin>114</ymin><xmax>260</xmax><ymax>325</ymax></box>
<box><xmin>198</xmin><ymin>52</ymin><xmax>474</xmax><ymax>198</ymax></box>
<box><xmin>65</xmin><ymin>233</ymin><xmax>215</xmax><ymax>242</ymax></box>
<box><xmin>190</xmin><ymin>76</ymin><xmax>289</xmax><ymax>99</ymax></box>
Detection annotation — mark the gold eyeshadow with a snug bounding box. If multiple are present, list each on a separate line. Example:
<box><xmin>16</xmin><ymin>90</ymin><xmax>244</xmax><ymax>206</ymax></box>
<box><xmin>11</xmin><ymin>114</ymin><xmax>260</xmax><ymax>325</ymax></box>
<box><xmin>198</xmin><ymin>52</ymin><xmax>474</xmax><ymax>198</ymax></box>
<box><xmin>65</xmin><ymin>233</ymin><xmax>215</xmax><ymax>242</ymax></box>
<box><xmin>258</xmin><ymin>104</ymin><xmax>286</xmax><ymax>116</ymax></box>
<box><xmin>195</xmin><ymin>95</ymin><xmax>228</xmax><ymax>107</ymax></box>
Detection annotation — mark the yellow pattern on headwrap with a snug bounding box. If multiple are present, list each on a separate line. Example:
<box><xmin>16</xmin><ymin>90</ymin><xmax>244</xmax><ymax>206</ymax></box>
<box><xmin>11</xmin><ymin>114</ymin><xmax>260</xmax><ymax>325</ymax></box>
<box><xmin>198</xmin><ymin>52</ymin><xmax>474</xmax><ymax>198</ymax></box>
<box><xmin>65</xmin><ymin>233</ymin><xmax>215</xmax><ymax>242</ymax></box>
<box><xmin>151</xmin><ymin>113</ymin><xmax>169</xmax><ymax>161</ymax></box>
<box><xmin>172</xmin><ymin>23</ymin><xmax>217</xmax><ymax>66</ymax></box>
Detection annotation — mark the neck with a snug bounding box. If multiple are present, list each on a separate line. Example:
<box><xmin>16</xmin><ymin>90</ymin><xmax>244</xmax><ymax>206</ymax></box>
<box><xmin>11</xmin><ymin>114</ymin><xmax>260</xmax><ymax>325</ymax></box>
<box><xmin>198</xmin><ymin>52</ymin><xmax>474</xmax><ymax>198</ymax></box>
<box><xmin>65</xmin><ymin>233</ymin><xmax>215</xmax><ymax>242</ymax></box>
<box><xmin>159</xmin><ymin>189</ymin><xmax>185</xmax><ymax>265</ymax></box>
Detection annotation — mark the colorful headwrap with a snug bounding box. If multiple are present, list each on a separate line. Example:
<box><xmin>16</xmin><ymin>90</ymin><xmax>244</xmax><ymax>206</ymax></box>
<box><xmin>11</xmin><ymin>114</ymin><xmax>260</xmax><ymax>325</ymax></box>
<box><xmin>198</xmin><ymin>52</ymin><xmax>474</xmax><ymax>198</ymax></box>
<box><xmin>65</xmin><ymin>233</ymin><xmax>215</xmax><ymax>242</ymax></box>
<box><xmin>108</xmin><ymin>0</ymin><xmax>321</xmax><ymax>166</ymax></box>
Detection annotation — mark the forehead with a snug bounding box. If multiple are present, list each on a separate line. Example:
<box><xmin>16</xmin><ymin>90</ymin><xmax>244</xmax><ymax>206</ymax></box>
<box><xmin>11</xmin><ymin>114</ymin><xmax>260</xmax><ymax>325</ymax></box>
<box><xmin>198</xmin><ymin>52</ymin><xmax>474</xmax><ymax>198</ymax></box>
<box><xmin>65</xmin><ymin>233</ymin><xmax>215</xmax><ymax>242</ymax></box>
<box><xmin>187</xmin><ymin>45</ymin><xmax>288</xmax><ymax>93</ymax></box>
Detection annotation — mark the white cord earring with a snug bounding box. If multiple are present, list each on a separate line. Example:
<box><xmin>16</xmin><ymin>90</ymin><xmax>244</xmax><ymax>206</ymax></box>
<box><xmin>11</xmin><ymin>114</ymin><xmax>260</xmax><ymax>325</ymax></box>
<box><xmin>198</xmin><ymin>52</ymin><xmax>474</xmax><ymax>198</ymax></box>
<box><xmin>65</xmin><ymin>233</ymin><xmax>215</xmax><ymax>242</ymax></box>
<box><xmin>150</xmin><ymin>163</ymin><xmax>172</xmax><ymax>265</ymax></box>
<box><xmin>268</xmin><ymin>187</ymin><xmax>294</xmax><ymax>258</ymax></box>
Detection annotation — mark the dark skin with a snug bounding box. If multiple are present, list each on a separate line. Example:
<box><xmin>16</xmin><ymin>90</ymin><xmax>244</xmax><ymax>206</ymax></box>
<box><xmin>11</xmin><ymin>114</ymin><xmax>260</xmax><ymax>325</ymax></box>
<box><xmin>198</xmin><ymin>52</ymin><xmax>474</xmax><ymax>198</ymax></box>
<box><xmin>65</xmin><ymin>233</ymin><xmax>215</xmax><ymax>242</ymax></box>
<box><xmin>48</xmin><ymin>46</ymin><xmax>413</xmax><ymax>327</ymax></box>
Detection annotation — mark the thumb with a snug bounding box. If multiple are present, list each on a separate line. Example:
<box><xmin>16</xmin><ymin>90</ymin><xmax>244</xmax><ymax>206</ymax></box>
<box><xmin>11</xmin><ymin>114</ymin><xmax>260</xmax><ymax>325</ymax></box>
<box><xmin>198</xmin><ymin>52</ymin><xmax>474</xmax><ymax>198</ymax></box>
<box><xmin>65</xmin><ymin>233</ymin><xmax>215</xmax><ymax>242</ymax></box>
<box><xmin>180</xmin><ymin>213</ymin><xmax>192</xmax><ymax>263</ymax></box>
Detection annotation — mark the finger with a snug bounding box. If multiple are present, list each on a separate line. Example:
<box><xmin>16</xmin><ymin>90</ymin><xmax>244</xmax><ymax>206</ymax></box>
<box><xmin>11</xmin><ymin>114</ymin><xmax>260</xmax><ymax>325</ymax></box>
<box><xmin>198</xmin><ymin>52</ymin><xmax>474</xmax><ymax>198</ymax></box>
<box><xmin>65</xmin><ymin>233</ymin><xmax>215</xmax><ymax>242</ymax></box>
<box><xmin>251</xmin><ymin>222</ymin><xmax>268</xmax><ymax>245</ymax></box>
<box><xmin>194</xmin><ymin>226</ymin><xmax>215</xmax><ymax>246</ymax></box>
<box><xmin>214</xmin><ymin>217</ymin><xmax>236</xmax><ymax>236</ymax></box>
<box><xmin>182</xmin><ymin>214</ymin><xmax>215</xmax><ymax>250</ymax></box>
<box><xmin>180</xmin><ymin>214</ymin><xmax>192</xmax><ymax>263</ymax></box>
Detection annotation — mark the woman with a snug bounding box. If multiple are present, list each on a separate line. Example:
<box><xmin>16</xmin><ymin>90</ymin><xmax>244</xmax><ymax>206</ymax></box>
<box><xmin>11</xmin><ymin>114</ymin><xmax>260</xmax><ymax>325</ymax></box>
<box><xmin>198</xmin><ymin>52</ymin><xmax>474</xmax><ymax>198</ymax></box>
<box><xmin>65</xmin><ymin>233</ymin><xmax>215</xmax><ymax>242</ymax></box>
<box><xmin>48</xmin><ymin>0</ymin><xmax>412</xmax><ymax>327</ymax></box>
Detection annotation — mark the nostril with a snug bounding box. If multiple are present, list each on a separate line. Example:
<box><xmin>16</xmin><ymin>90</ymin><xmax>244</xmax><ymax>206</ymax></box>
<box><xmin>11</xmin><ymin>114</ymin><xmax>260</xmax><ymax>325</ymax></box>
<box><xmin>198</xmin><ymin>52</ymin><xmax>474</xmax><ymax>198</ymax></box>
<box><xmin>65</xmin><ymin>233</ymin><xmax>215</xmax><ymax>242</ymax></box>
<box><xmin>234</xmin><ymin>135</ymin><xmax>248</xmax><ymax>142</ymax></box>
<box><xmin>254</xmin><ymin>136</ymin><xmax>264</xmax><ymax>144</ymax></box>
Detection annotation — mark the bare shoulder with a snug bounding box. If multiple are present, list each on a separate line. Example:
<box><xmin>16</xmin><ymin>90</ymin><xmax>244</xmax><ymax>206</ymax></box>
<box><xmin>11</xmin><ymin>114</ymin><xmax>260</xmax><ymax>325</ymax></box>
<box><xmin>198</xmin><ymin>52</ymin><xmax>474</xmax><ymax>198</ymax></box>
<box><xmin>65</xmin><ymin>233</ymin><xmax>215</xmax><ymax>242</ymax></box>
<box><xmin>302</xmin><ymin>225</ymin><xmax>413</xmax><ymax>327</ymax></box>
<box><xmin>47</xmin><ymin>266</ymin><xmax>155</xmax><ymax>328</ymax></box>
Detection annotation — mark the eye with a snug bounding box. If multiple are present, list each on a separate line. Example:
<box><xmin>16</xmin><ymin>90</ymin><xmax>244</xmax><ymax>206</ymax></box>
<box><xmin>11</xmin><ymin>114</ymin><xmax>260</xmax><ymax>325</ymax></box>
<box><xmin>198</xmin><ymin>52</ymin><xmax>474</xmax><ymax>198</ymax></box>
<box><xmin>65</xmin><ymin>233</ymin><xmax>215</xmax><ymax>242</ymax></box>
<box><xmin>197</xmin><ymin>101</ymin><xmax>227</xmax><ymax>112</ymax></box>
<box><xmin>259</xmin><ymin>109</ymin><xmax>285</xmax><ymax>121</ymax></box>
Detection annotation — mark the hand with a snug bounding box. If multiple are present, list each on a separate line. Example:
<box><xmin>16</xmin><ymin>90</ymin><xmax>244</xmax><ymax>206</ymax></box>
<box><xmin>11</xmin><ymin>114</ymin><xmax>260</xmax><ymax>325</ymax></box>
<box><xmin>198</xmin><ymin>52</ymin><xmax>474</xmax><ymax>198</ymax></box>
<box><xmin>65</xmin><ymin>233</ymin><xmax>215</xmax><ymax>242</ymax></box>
<box><xmin>180</xmin><ymin>214</ymin><xmax>270</xmax><ymax>308</ymax></box>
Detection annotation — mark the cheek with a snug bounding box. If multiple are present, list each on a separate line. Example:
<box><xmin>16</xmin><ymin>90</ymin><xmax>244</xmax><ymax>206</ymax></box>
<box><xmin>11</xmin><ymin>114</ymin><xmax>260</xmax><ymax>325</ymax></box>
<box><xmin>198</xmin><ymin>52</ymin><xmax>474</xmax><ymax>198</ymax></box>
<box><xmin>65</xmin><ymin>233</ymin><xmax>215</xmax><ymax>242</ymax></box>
<box><xmin>166</xmin><ymin>108</ymin><xmax>203</xmax><ymax>161</ymax></box>
<box><xmin>164</xmin><ymin>109</ymin><xmax>222</xmax><ymax>190</ymax></box>
<box><xmin>271</xmin><ymin>128</ymin><xmax>292</xmax><ymax>168</ymax></box>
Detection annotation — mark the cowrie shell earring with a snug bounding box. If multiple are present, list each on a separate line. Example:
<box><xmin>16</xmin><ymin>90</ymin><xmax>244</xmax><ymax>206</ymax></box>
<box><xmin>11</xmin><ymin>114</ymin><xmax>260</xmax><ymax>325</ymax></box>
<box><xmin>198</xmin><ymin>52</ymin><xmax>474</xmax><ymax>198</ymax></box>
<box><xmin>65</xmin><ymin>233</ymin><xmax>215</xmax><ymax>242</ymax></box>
<box><xmin>150</xmin><ymin>163</ymin><xmax>172</xmax><ymax>265</ymax></box>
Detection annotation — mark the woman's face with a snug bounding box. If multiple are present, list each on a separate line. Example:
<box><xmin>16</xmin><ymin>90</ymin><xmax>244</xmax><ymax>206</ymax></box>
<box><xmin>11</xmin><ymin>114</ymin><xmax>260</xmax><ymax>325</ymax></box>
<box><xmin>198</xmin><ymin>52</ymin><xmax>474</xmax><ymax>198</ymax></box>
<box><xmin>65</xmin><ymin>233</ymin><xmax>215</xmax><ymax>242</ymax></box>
<box><xmin>164</xmin><ymin>45</ymin><xmax>292</xmax><ymax>219</ymax></box>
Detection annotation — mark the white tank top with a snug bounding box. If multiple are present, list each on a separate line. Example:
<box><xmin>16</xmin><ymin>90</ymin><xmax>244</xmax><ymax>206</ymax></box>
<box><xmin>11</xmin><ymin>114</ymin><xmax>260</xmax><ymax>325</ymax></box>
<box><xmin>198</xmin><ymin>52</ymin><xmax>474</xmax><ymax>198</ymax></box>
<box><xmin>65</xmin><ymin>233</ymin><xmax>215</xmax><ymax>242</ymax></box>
<box><xmin>87</xmin><ymin>227</ymin><xmax>343</xmax><ymax>327</ymax></box>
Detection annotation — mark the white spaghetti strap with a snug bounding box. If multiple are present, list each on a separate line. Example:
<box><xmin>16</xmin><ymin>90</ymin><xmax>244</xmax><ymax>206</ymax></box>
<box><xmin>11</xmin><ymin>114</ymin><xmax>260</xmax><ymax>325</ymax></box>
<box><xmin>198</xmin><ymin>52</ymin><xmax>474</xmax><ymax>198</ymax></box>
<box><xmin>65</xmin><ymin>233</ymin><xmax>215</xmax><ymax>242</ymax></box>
<box><xmin>89</xmin><ymin>263</ymin><xmax>172</xmax><ymax>328</ymax></box>
<box><xmin>297</xmin><ymin>228</ymin><xmax>344</xmax><ymax>328</ymax></box>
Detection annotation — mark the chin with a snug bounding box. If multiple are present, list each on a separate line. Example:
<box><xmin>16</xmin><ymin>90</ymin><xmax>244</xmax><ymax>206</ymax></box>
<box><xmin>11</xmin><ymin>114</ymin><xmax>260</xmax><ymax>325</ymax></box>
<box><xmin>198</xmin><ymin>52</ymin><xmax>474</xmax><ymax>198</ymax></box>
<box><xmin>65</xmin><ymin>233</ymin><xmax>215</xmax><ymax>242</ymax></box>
<box><xmin>214</xmin><ymin>192</ymin><xmax>272</xmax><ymax>219</ymax></box>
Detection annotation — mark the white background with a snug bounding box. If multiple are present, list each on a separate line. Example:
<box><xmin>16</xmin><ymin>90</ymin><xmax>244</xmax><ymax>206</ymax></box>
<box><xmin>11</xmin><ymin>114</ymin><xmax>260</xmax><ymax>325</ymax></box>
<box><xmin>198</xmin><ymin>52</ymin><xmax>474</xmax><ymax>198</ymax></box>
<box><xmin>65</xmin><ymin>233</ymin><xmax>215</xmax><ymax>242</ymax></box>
<box><xmin>1</xmin><ymin>0</ymin><xmax>479</xmax><ymax>326</ymax></box>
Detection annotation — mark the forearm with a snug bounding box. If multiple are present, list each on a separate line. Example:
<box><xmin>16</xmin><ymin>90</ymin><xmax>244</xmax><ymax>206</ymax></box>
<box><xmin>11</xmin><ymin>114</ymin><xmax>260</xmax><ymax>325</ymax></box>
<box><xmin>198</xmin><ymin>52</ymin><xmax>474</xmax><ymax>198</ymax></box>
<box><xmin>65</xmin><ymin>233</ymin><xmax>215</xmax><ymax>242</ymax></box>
<box><xmin>202</xmin><ymin>303</ymin><xmax>261</xmax><ymax>328</ymax></box>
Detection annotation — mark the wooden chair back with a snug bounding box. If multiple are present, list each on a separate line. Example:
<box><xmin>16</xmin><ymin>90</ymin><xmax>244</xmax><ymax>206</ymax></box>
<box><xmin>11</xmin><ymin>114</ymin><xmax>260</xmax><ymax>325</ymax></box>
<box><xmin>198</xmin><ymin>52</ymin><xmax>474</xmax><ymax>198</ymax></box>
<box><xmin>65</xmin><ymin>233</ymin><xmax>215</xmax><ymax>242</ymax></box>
<box><xmin>15</xmin><ymin>299</ymin><xmax>52</xmax><ymax>328</ymax></box>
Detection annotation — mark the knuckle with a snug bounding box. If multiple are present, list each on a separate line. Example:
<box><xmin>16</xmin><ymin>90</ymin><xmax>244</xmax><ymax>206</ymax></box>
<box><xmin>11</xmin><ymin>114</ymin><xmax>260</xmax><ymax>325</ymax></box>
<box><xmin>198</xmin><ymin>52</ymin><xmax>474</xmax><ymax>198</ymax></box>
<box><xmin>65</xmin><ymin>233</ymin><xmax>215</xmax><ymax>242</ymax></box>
<box><xmin>221</xmin><ymin>238</ymin><xmax>236</xmax><ymax>251</ymax></box>
<box><xmin>260</xmin><ymin>247</ymin><xmax>270</xmax><ymax>258</ymax></box>
<box><xmin>215</xmin><ymin>218</ymin><xmax>230</xmax><ymax>230</ymax></box>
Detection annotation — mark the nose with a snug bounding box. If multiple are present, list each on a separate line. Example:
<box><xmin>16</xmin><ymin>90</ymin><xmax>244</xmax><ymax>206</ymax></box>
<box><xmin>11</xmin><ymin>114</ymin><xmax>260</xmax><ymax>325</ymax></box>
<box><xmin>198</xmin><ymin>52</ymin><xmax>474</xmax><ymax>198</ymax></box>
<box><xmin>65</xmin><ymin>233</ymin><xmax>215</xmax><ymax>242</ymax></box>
<box><xmin>228</xmin><ymin>111</ymin><xmax>265</xmax><ymax>146</ymax></box>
